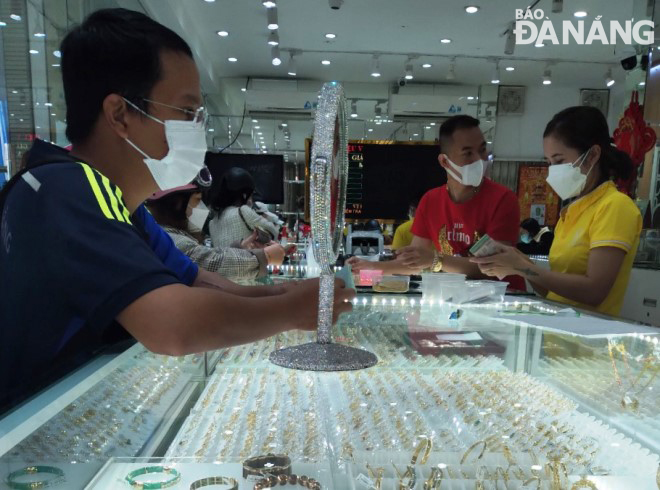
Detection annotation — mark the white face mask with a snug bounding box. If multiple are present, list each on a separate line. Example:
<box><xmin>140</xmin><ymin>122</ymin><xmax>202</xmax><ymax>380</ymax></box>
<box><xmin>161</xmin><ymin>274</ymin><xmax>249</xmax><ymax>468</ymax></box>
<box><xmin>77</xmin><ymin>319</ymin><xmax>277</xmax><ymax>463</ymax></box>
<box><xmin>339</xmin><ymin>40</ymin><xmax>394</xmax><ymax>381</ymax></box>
<box><xmin>445</xmin><ymin>156</ymin><xmax>485</xmax><ymax>187</ymax></box>
<box><xmin>546</xmin><ymin>150</ymin><xmax>592</xmax><ymax>201</ymax></box>
<box><xmin>188</xmin><ymin>202</ymin><xmax>210</xmax><ymax>230</ymax></box>
<box><xmin>123</xmin><ymin>99</ymin><xmax>208</xmax><ymax>191</ymax></box>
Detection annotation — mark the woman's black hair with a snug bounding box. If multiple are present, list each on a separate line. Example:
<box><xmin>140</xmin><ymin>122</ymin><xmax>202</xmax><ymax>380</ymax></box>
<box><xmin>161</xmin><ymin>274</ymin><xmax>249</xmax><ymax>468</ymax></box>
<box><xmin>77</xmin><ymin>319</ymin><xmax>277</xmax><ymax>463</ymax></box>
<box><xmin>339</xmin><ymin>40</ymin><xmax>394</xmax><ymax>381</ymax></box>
<box><xmin>520</xmin><ymin>218</ymin><xmax>541</xmax><ymax>237</ymax></box>
<box><xmin>207</xmin><ymin>167</ymin><xmax>255</xmax><ymax>216</ymax></box>
<box><xmin>543</xmin><ymin>106</ymin><xmax>633</xmax><ymax>184</ymax></box>
<box><xmin>146</xmin><ymin>191</ymin><xmax>195</xmax><ymax>233</ymax></box>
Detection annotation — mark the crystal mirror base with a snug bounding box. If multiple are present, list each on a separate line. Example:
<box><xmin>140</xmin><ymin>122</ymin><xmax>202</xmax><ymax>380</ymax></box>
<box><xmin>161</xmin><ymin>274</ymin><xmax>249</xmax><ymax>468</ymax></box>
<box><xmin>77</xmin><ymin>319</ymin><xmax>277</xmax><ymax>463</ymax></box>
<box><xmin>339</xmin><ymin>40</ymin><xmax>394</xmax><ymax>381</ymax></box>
<box><xmin>269</xmin><ymin>342</ymin><xmax>378</xmax><ymax>371</ymax></box>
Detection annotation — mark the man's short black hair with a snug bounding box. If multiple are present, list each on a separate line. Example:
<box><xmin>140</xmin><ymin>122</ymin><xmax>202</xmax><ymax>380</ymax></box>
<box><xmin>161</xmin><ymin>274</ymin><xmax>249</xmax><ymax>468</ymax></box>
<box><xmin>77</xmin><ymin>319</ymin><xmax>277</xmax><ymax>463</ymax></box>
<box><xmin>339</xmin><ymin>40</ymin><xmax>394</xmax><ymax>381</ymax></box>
<box><xmin>438</xmin><ymin>115</ymin><xmax>480</xmax><ymax>153</ymax></box>
<box><xmin>61</xmin><ymin>8</ymin><xmax>193</xmax><ymax>144</ymax></box>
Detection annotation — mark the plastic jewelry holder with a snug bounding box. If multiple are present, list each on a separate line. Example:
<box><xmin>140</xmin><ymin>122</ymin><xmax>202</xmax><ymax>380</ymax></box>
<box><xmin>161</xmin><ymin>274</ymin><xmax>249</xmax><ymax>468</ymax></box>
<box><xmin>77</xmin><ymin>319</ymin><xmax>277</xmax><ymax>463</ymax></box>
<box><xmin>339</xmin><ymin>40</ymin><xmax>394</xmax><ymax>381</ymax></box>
<box><xmin>270</xmin><ymin>82</ymin><xmax>377</xmax><ymax>371</ymax></box>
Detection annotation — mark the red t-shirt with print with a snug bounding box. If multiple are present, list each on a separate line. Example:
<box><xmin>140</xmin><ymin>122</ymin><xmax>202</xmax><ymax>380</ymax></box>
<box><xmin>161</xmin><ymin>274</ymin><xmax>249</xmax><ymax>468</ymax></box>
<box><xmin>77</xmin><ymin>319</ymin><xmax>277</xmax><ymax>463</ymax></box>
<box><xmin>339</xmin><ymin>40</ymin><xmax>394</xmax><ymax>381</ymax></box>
<box><xmin>411</xmin><ymin>178</ymin><xmax>525</xmax><ymax>290</ymax></box>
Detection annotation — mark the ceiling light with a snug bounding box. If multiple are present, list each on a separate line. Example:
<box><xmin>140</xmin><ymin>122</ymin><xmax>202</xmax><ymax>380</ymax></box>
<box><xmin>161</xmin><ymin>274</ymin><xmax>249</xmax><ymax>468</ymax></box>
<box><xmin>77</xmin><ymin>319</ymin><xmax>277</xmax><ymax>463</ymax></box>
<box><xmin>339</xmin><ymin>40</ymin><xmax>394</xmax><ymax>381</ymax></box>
<box><xmin>204</xmin><ymin>0</ymin><xmax>216</xmax><ymax>2</ymax></box>
<box><xmin>574</xmin><ymin>10</ymin><xmax>588</xmax><ymax>18</ymax></box>
<box><xmin>11</xmin><ymin>90</ymin><xmax>17</xmax><ymax>94</ymax></box>
<box><xmin>404</xmin><ymin>63</ymin><xmax>414</xmax><ymax>80</ymax></box>
<box><xmin>287</xmin><ymin>52</ymin><xmax>297</xmax><ymax>76</ymax></box>
<box><xmin>350</xmin><ymin>101</ymin><xmax>358</xmax><ymax>118</ymax></box>
<box><xmin>371</xmin><ymin>55</ymin><xmax>381</xmax><ymax>77</ymax></box>
<box><xmin>505</xmin><ymin>66</ymin><xmax>515</xmax><ymax>71</ymax></box>
<box><xmin>51</xmin><ymin>64</ymin><xmax>60</xmax><ymax>67</ymax></box>
<box><xmin>430</xmin><ymin>122</ymin><xmax>436</xmax><ymax>126</ymax></box>
<box><xmin>0</xmin><ymin>22</ymin><xmax>6</xmax><ymax>27</ymax></box>
<box><xmin>252</xmin><ymin>119</ymin><xmax>259</xmax><ymax>123</ymax></box>
<box><xmin>321</xmin><ymin>59</ymin><xmax>331</xmax><ymax>65</ymax></box>
<box><xmin>241</xmin><ymin>87</ymin><xmax>247</xmax><ymax>92</ymax></box>
<box><xmin>440</xmin><ymin>38</ymin><xmax>452</xmax><ymax>44</ymax></box>
<box><xmin>465</xmin><ymin>6</ymin><xmax>480</xmax><ymax>13</ymax></box>
<box><xmin>368</xmin><ymin>128</ymin><xmax>374</xmax><ymax>132</ymax></box>
<box><xmin>44</xmin><ymin>102</ymin><xmax>52</xmax><ymax>107</ymax></box>
<box><xmin>422</xmin><ymin>63</ymin><xmax>432</xmax><ymax>68</ymax></box>
<box><xmin>639</xmin><ymin>81</ymin><xmax>646</xmax><ymax>86</ymax></box>
<box><xmin>208</xmin><ymin>128</ymin><xmax>215</xmax><ymax>132</ymax></box>
<box><xmin>281</xmin><ymin>122</ymin><xmax>288</xmax><ymax>127</ymax></box>
<box><xmin>543</xmin><ymin>69</ymin><xmax>552</xmax><ymax>85</ymax></box>
<box><xmin>267</xmin><ymin>8</ymin><xmax>279</xmax><ymax>30</ymax></box>
<box><xmin>504</xmin><ymin>22</ymin><xmax>515</xmax><ymax>55</ymax></box>
<box><xmin>413</xmin><ymin>133</ymin><xmax>419</xmax><ymax>137</ymax></box>
<box><xmin>255</xmin><ymin>126</ymin><xmax>261</xmax><ymax>129</ymax></box>
<box><xmin>51</xmin><ymin>113</ymin><xmax>56</xmax><ymax>116</ymax></box>
<box><xmin>535</xmin><ymin>42</ymin><xmax>544</xmax><ymax>47</ymax></box>
<box><xmin>271</xmin><ymin>46</ymin><xmax>282</xmax><ymax>65</ymax></box>
<box><xmin>34</xmin><ymin>32</ymin><xmax>46</xmax><ymax>38</ymax></box>
<box><xmin>325</xmin><ymin>33</ymin><xmax>336</xmax><ymax>39</ymax></box>
<box><xmin>552</xmin><ymin>0</ymin><xmax>563</xmax><ymax>13</ymax></box>
<box><xmin>228</xmin><ymin>57</ymin><xmax>238</xmax><ymax>62</ymax></box>
<box><xmin>53</xmin><ymin>50</ymin><xmax>61</xmax><ymax>57</ymax></box>
<box><xmin>262</xmin><ymin>0</ymin><xmax>276</xmax><ymax>6</ymax></box>
<box><xmin>10</xmin><ymin>14</ymin><xmax>21</xmax><ymax>21</ymax></box>
<box><xmin>217</xmin><ymin>30</ymin><xmax>229</xmax><ymax>37</ymax></box>
<box><xmin>467</xmin><ymin>96</ymin><xmax>474</xmax><ymax>100</ymax></box>
<box><xmin>29</xmin><ymin>49</ymin><xmax>39</xmax><ymax>54</ymax></box>
<box><xmin>490</xmin><ymin>61</ymin><xmax>500</xmax><ymax>84</ymax></box>
<box><xmin>605</xmin><ymin>68</ymin><xmax>615</xmax><ymax>87</ymax></box>
<box><xmin>268</xmin><ymin>31</ymin><xmax>279</xmax><ymax>46</ymax></box>
<box><xmin>425</xmin><ymin>126</ymin><xmax>431</xmax><ymax>129</ymax></box>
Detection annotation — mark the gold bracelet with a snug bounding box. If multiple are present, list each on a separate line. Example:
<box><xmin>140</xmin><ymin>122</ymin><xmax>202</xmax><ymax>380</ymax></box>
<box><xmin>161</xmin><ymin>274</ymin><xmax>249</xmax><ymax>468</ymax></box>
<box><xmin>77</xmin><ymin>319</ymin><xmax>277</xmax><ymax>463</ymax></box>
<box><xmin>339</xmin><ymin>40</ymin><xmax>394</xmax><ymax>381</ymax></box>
<box><xmin>495</xmin><ymin>466</ymin><xmax>509</xmax><ymax>490</ymax></box>
<box><xmin>423</xmin><ymin>467</ymin><xmax>443</xmax><ymax>490</ymax></box>
<box><xmin>522</xmin><ymin>476</ymin><xmax>541</xmax><ymax>490</ymax></box>
<box><xmin>411</xmin><ymin>436</ymin><xmax>433</xmax><ymax>465</ymax></box>
<box><xmin>506</xmin><ymin>463</ymin><xmax>526</xmax><ymax>480</ymax></box>
<box><xmin>392</xmin><ymin>464</ymin><xmax>416</xmax><ymax>490</ymax></box>
<box><xmin>570</xmin><ymin>477</ymin><xmax>598</xmax><ymax>490</ymax></box>
<box><xmin>460</xmin><ymin>440</ymin><xmax>487</xmax><ymax>465</ymax></box>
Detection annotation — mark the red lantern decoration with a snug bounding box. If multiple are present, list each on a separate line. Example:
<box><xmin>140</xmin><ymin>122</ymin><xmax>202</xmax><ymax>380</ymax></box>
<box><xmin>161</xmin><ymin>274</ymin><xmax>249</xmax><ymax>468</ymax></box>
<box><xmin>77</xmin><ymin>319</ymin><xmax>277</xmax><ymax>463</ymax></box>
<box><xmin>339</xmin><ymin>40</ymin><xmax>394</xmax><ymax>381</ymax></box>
<box><xmin>612</xmin><ymin>91</ymin><xmax>657</xmax><ymax>195</ymax></box>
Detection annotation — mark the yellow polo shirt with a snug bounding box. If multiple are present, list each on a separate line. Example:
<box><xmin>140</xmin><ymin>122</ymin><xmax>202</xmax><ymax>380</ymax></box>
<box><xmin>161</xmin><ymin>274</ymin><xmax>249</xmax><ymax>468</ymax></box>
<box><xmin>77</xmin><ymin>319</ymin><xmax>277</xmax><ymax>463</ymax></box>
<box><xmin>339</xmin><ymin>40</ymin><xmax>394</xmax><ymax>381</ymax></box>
<box><xmin>547</xmin><ymin>181</ymin><xmax>641</xmax><ymax>316</ymax></box>
<box><xmin>392</xmin><ymin>219</ymin><xmax>414</xmax><ymax>250</ymax></box>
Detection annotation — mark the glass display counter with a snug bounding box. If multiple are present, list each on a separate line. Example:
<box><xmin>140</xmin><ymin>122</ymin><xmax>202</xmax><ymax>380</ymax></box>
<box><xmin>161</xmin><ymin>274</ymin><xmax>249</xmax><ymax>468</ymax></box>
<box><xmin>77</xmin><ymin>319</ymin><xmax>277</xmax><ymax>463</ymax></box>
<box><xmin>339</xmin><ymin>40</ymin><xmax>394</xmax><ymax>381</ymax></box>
<box><xmin>1</xmin><ymin>294</ymin><xmax>658</xmax><ymax>489</ymax></box>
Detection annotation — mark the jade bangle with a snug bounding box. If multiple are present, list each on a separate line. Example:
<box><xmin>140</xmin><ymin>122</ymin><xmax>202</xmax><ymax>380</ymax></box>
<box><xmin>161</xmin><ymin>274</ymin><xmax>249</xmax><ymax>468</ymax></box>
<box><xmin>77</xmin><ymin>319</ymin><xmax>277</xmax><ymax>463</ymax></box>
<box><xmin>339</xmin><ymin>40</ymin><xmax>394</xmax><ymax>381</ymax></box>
<box><xmin>6</xmin><ymin>465</ymin><xmax>65</xmax><ymax>489</ymax></box>
<box><xmin>125</xmin><ymin>466</ymin><xmax>181</xmax><ymax>489</ymax></box>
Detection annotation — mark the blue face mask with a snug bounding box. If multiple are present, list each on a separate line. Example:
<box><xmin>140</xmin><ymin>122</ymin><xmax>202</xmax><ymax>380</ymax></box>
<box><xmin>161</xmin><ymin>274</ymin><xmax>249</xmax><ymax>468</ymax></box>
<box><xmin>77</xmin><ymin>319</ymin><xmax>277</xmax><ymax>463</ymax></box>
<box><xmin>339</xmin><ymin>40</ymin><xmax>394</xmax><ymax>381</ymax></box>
<box><xmin>520</xmin><ymin>233</ymin><xmax>532</xmax><ymax>244</ymax></box>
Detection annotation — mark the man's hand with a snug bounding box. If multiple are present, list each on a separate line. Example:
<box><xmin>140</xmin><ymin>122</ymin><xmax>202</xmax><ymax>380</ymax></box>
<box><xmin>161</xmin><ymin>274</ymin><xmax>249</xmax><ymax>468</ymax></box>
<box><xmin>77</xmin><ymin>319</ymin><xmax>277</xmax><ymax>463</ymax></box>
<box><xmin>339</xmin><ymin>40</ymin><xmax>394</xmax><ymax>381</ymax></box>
<box><xmin>240</xmin><ymin>231</ymin><xmax>262</xmax><ymax>250</ymax></box>
<box><xmin>397</xmin><ymin>245</ymin><xmax>435</xmax><ymax>270</ymax></box>
<box><xmin>284</xmin><ymin>278</ymin><xmax>355</xmax><ymax>331</ymax></box>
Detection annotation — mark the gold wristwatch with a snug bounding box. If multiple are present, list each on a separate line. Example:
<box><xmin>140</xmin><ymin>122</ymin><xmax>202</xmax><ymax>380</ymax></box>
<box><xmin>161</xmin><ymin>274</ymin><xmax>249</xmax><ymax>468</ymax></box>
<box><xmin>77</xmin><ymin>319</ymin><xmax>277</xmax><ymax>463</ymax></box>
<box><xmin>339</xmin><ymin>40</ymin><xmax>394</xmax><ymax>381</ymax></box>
<box><xmin>431</xmin><ymin>250</ymin><xmax>443</xmax><ymax>273</ymax></box>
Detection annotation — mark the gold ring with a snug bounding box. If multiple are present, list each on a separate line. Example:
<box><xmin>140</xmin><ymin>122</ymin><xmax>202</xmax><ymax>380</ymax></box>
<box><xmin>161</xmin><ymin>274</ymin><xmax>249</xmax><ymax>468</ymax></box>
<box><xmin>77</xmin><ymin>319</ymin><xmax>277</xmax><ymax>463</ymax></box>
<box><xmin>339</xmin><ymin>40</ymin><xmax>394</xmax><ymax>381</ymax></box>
<box><xmin>411</xmin><ymin>436</ymin><xmax>433</xmax><ymax>465</ymax></box>
<box><xmin>570</xmin><ymin>477</ymin><xmax>598</xmax><ymax>490</ymax></box>
<box><xmin>460</xmin><ymin>440</ymin><xmax>487</xmax><ymax>465</ymax></box>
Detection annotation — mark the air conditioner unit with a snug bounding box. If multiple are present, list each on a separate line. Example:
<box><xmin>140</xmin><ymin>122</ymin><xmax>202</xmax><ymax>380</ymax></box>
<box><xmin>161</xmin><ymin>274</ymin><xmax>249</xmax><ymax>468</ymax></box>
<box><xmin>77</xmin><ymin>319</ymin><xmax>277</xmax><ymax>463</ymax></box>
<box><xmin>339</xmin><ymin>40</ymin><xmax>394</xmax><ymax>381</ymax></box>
<box><xmin>246</xmin><ymin>90</ymin><xmax>319</xmax><ymax>120</ymax></box>
<box><xmin>389</xmin><ymin>94</ymin><xmax>478</xmax><ymax>122</ymax></box>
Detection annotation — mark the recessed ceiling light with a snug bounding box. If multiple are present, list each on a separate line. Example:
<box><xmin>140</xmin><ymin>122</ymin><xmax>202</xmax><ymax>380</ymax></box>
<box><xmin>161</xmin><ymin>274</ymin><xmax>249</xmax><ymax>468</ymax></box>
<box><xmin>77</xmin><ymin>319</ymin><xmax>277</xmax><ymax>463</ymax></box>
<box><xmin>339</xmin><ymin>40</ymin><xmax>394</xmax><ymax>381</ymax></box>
<box><xmin>465</xmin><ymin>6</ymin><xmax>480</xmax><ymax>13</ymax></box>
<box><xmin>440</xmin><ymin>38</ymin><xmax>452</xmax><ymax>44</ymax></box>
<box><xmin>204</xmin><ymin>0</ymin><xmax>216</xmax><ymax>2</ymax></box>
<box><xmin>10</xmin><ymin>14</ymin><xmax>22</xmax><ymax>21</ymax></box>
<box><xmin>51</xmin><ymin>64</ymin><xmax>60</xmax><ymax>67</ymax></box>
<box><xmin>34</xmin><ymin>32</ymin><xmax>46</xmax><ymax>38</ymax></box>
<box><xmin>252</xmin><ymin>119</ymin><xmax>258</xmax><ymax>123</ymax></box>
<box><xmin>425</xmin><ymin>126</ymin><xmax>431</xmax><ymax>129</ymax></box>
<box><xmin>228</xmin><ymin>57</ymin><xmax>238</xmax><ymax>62</ymax></box>
<box><xmin>44</xmin><ymin>102</ymin><xmax>52</xmax><ymax>107</ymax></box>
<box><xmin>241</xmin><ymin>88</ymin><xmax>247</xmax><ymax>92</ymax></box>
<box><xmin>208</xmin><ymin>128</ymin><xmax>215</xmax><ymax>132</ymax></box>
<box><xmin>505</xmin><ymin>66</ymin><xmax>515</xmax><ymax>71</ymax></box>
<box><xmin>51</xmin><ymin>113</ymin><xmax>56</xmax><ymax>116</ymax></box>
<box><xmin>258</xmin><ymin>132</ymin><xmax>263</xmax><ymax>135</ymax></box>
<box><xmin>53</xmin><ymin>50</ymin><xmax>61</xmax><ymax>57</ymax></box>
<box><xmin>11</xmin><ymin>90</ymin><xmax>18</xmax><ymax>94</ymax></box>
<box><xmin>430</xmin><ymin>122</ymin><xmax>436</xmax><ymax>126</ymax></box>
<box><xmin>321</xmin><ymin>60</ymin><xmax>331</xmax><ymax>65</ymax></box>
<box><xmin>368</xmin><ymin>128</ymin><xmax>374</xmax><ymax>132</ymax></box>
<box><xmin>413</xmin><ymin>133</ymin><xmax>419</xmax><ymax>136</ymax></box>
<box><xmin>262</xmin><ymin>0</ymin><xmax>276</xmax><ymax>7</ymax></box>
<box><xmin>422</xmin><ymin>63</ymin><xmax>432</xmax><ymax>68</ymax></box>
<box><xmin>325</xmin><ymin>33</ymin><xmax>336</xmax><ymax>39</ymax></box>
<box><xmin>639</xmin><ymin>81</ymin><xmax>646</xmax><ymax>86</ymax></box>
<box><xmin>535</xmin><ymin>42</ymin><xmax>544</xmax><ymax>47</ymax></box>
<box><xmin>467</xmin><ymin>96</ymin><xmax>475</xmax><ymax>100</ymax></box>
<box><xmin>0</xmin><ymin>22</ymin><xmax>6</xmax><ymax>27</ymax></box>
<box><xmin>574</xmin><ymin>11</ymin><xmax>588</xmax><ymax>18</ymax></box>
<box><xmin>255</xmin><ymin>126</ymin><xmax>261</xmax><ymax>129</ymax></box>
<box><xmin>29</xmin><ymin>49</ymin><xmax>39</xmax><ymax>54</ymax></box>
<box><xmin>217</xmin><ymin>30</ymin><xmax>229</xmax><ymax>37</ymax></box>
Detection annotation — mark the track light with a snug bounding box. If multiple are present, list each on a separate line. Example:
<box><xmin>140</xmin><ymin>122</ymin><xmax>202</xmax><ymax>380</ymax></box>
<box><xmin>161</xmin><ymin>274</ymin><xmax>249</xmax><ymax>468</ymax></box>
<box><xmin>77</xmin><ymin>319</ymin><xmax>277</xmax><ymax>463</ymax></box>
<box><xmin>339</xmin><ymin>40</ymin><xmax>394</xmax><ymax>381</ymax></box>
<box><xmin>268</xmin><ymin>31</ymin><xmax>279</xmax><ymax>46</ymax></box>
<box><xmin>543</xmin><ymin>69</ymin><xmax>552</xmax><ymax>85</ymax></box>
<box><xmin>287</xmin><ymin>52</ymin><xmax>297</xmax><ymax>76</ymax></box>
<box><xmin>262</xmin><ymin>0</ymin><xmax>276</xmax><ymax>7</ymax></box>
<box><xmin>446</xmin><ymin>58</ymin><xmax>456</xmax><ymax>80</ymax></box>
<box><xmin>371</xmin><ymin>55</ymin><xmax>381</xmax><ymax>77</ymax></box>
<box><xmin>271</xmin><ymin>46</ymin><xmax>282</xmax><ymax>66</ymax></box>
<box><xmin>605</xmin><ymin>68</ymin><xmax>615</xmax><ymax>87</ymax></box>
<box><xmin>491</xmin><ymin>61</ymin><xmax>500</xmax><ymax>84</ymax></box>
<box><xmin>404</xmin><ymin>63</ymin><xmax>414</xmax><ymax>80</ymax></box>
<box><xmin>552</xmin><ymin>0</ymin><xmax>563</xmax><ymax>13</ymax></box>
<box><xmin>350</xmin><ymin>101</ymin><xmax>358</xmax><ymax>118</ymax></box>
<box><xmin>267</xmin><ymin>8</ymin><xmax>278</xmax><ymax>30</ymax></box>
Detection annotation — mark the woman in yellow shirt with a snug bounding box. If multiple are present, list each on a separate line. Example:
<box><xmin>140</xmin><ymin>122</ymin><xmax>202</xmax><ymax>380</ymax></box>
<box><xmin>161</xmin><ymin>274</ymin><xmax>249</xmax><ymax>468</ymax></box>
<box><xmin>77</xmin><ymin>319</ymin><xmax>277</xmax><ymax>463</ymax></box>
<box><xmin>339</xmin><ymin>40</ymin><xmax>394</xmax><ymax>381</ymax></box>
<box><xmin>472</xmin><ymin>106</ymin><xmax>641</xmax><ymax>316</ymax></box>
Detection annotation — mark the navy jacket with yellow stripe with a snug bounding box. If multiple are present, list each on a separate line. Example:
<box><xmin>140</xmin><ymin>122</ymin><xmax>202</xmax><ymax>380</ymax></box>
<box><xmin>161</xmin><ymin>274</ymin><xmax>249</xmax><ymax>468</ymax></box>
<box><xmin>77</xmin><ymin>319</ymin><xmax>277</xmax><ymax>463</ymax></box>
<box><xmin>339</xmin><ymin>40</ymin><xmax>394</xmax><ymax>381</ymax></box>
<box><xmin>0</xmin><ymin>139</ymin><xmax>198</xmax><ymax>411</ymax></box>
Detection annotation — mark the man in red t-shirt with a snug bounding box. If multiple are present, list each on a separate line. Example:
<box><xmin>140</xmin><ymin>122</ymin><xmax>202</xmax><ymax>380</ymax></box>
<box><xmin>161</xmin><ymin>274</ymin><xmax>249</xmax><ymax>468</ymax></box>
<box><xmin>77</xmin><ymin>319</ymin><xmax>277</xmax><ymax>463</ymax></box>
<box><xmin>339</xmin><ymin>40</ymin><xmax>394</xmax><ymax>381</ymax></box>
<box><xmin>349</xmin><ymin>115</ymin><xmax>524</xmax><ymax>290</ymax></box>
